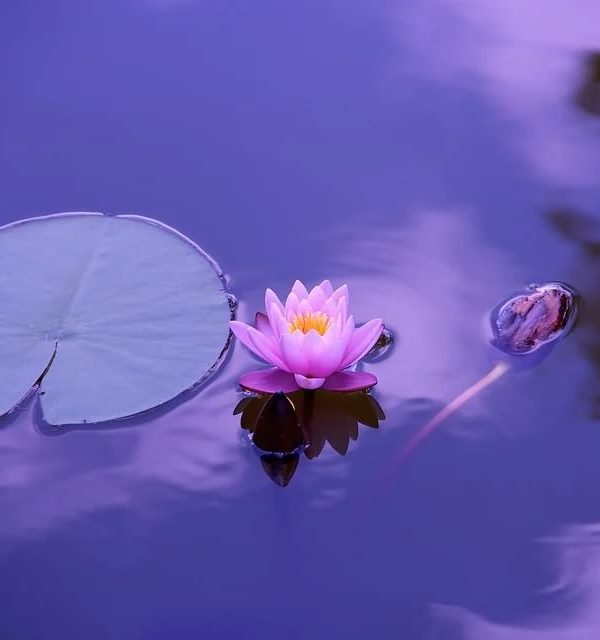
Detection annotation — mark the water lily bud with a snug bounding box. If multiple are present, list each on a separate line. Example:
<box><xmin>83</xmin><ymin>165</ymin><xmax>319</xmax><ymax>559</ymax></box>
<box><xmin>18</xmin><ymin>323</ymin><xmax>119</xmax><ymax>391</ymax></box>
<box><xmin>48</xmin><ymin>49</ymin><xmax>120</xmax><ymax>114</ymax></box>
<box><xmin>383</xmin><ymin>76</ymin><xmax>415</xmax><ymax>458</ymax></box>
<box><xmin>492</xmin><ymin>283</ymin><xmax>577</xmax><ymax>355</ymax></box>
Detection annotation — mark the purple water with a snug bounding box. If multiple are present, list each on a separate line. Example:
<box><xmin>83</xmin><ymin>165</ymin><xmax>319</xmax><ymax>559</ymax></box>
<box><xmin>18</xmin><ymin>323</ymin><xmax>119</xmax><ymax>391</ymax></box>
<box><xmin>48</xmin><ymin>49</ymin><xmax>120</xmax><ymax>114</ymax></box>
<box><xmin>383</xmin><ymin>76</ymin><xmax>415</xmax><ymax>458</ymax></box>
<box><xmin>1</xmin><ymin>1</ymin><xmax>600</xmax><ymax>638</ymax></box>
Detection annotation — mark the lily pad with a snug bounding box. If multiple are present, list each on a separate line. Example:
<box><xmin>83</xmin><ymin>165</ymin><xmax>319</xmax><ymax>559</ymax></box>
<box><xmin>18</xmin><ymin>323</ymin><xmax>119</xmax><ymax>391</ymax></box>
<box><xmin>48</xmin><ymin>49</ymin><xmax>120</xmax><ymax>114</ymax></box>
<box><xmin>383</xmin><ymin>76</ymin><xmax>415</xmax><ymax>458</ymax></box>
<box><xmin>0</xmin><ymin>213</ymin><xmax>232</xmax><ymax>425</ymax></box>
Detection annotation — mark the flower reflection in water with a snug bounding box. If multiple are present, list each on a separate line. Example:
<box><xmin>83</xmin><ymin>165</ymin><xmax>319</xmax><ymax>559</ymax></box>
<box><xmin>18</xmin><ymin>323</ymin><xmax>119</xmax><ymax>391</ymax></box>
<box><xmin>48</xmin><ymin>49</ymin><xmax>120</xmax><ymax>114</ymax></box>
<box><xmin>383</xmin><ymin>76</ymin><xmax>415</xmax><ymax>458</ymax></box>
<box><xmin>233</xmin><ymin>389</ymin><xmax>385</xmax><ymax>487</ymax></box>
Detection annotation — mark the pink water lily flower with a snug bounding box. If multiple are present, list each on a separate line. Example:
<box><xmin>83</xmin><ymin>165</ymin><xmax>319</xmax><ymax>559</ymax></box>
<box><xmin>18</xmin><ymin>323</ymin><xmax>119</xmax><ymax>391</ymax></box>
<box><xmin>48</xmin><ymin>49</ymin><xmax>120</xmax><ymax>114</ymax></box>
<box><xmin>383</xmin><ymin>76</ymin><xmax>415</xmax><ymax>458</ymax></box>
<box><xmin>230</xmin><ymin>280</ymin><xmax>383</xmax><ymax>393</ymax></box>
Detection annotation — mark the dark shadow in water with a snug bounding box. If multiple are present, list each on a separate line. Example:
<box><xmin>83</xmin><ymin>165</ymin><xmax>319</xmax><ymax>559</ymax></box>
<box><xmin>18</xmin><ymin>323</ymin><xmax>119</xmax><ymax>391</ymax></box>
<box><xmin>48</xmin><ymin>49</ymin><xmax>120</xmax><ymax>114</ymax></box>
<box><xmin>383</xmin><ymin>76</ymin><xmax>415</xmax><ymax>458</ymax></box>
<box><xmin>548</xmin><ymin>208</ymin><xmax>600</xmax><ymax>417</ymax></box>
<box><xmin>234</xmin><ymin>389</ymin><xmax>385</xmax><ymax>486</ymax></box>
<box><xmin>574</xmin><ymin>52</ymin><xmax>600</xmax><ymax>117</ymax></box>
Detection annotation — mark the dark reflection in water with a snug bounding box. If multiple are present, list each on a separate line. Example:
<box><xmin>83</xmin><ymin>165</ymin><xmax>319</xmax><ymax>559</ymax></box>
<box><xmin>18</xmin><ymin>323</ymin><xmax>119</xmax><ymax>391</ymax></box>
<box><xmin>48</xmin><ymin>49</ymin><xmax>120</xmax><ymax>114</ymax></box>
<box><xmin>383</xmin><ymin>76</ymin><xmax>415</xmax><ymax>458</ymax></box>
<box><xmin>548</xmin><ymin>209</ymin><xmax>600</xmax><ymax>418</ymax></box>
<box><xmin>575</xmin><ymin>52</ymin><xmax>600</xmax><ymax>117</ymax></box>
<box><xmin>235</xmin><ymin>389</ymin><xmax>385</xmax><ymax>486</ymax></box>
<box><xmin>364</xmin><ymin>327</ymin><xmax>395</xmax><ymax>362</ymax></box>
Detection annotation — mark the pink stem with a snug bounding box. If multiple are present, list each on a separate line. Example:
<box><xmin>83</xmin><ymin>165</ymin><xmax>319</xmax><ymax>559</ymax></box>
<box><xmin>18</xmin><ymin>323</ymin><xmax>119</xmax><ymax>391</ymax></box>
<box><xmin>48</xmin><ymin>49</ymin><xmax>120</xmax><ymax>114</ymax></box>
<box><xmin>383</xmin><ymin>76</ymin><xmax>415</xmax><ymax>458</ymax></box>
<box><xmin>394</xmin><ymin>361</ymin><xmax>509</xmax><ymax>464</ymax></box>
<box><xmin>365</xmin><ymin>362</ymin><xmax>509</xmax><ymax>506</ymax></box>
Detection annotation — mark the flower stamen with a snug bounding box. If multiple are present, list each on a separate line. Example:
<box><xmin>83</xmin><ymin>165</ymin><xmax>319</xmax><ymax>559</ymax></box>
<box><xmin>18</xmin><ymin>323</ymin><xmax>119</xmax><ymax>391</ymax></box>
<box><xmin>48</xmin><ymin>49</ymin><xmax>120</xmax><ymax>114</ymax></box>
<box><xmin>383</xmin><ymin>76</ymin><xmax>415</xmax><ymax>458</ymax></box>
<box><xmin>289</xmin><ymin>312</ymin><xmax>331</xmax><ymax>336</ymax></box>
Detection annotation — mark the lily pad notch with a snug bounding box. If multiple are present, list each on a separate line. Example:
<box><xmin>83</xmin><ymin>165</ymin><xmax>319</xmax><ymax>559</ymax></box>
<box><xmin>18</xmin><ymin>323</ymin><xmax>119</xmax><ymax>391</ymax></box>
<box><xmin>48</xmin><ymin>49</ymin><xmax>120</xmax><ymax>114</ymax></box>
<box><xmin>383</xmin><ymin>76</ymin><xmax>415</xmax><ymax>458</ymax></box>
<box><xmin>0</xmin><ymin>212</ymin><xmax>234</xmax><ymax>426</ymax></box>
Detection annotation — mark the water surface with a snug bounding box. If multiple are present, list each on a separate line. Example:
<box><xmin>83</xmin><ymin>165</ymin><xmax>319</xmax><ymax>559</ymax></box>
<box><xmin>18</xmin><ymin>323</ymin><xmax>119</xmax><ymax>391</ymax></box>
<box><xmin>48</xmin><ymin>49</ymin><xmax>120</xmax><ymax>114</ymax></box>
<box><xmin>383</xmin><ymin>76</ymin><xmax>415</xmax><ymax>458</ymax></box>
<box><xmin>1</xmin><ymin>1</ymin><xmax>600</xmax><ymax>638</ymax></box>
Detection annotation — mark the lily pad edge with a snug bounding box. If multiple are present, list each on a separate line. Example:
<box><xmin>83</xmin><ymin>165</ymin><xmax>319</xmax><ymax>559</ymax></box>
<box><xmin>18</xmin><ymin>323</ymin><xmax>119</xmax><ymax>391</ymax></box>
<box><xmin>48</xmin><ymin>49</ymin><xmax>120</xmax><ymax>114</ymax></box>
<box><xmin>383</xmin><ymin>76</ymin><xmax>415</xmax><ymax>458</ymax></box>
<box><xmin>0</xmin><ymin>211</ymin><xmax>236</xmax><ymax>427</ymax></box>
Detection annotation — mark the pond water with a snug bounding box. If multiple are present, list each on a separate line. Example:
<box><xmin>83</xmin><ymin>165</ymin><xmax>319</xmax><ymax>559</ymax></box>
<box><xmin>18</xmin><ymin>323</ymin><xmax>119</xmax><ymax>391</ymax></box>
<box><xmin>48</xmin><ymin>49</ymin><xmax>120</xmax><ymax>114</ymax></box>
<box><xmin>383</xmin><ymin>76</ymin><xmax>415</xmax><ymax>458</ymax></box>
<box><xmin>1</xmin><ymin>1</ymin><xmax>600</xmax><ymax>638</ymax></box>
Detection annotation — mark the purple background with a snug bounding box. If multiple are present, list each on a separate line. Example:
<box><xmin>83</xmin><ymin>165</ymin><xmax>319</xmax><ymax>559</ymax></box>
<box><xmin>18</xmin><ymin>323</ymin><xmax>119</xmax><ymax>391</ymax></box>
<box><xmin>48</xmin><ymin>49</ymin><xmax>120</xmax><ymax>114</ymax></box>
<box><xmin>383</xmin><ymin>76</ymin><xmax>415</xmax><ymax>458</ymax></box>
<box><xmin>2</xmin><ymin>1</ymin><xmax>600</xmax><ymax>638</ymax></box>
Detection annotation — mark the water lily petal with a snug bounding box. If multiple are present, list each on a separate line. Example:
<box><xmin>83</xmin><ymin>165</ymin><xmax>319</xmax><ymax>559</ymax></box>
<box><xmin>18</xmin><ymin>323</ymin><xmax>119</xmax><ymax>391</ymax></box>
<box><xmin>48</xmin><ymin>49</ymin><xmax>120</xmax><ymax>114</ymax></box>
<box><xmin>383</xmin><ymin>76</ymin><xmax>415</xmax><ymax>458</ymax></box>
<box><xmin>284</xmin><ymin>292</ymin><xmax>301</xmax><ymax>318</ymax></box>
<box><xmin>265</xmin><ymin>288</ymin><xmax>284</xmax><ymax>330</ymax></box>
<box><xmin>265</xmin><ymin>288</ymin><xmax>284</xmax><ymax>314</ymax></box>
<box><xmin>301</xmin><ymin>329</ymin><xmax>339</xmax><ymax>378</ymax></box>
<box><xmin>268</xmin><ymin>302</ymin><xmax>288</xmax><ymax>337</ymax></box>
<box><xmin>318</xmin><ymin>280</ymin><xmax>334</xmax><ymax>297</ymax></box>
<box><xmin>281</xmin><ymin>331</ymin><xmax>310</xmax><ymax>374</ymax></box>
<box><xmin>322</xmin><ymin>298</ymin><xmax>338</xmax><ymax>318</ymax></box>
<box><xmin>247</xmin><ymin>326</ymin><xmax>290</xmax><ymax>371</ymax></box>
<box><xmin>340</xmin><ymin>318</ymin><xmax>383</xmax><ymax>369</ymax></box>
<box><xmin>312</xmin><ymin>329</ymin><xmax>346</xmax><ymax>377</ymax></box>
<box><xmin>335</xmin><ymin>295</ymin><xmax>348</xmax><ymax>324</ymax></box>
<box><xmin>340</xmin><ymin>315</ymin><xmax>356</xmax><ymax>344</ymax></box>
<box><xmin>231</xmin><ymin>321</ymin><xmax>289</xmax><ymax>371</ymax></box>
<box><xmin>239</xmin><ymin>368</ymin><xmax>300</xmax><ymax>394</ymax></box>
<box><xmin>294</xmin><ymin>373</ymin><xmax>326</xmax><ymax>390</ymax></box>
<box><xmin>255</xmin><ymin>312</ymin><xmax>271</xmax><ymax>335</ymax></box>
<box><xmin>321</xmin><ymin>296</ymin><xmax>347</xmax><ymax>325</ymax></box>
<box><xmin>297</xmin><ymin>298</ymin><xmax>312</xmax><ymax>316</ymax></box>
<box><xmin>322</xmin><ymin>370</ymin><xmax>377</xmax><ymax>392</ymax></box>
<box><xmin>291</xmin><ymin>280</ymin><xmax>309</xmax><ymax>300</ymax></box>
<box><xmin>321</xmin><ymin>317</ymin><xmax>340</xmax><ymax>341</ymax></box>
<box><xmin>307</xmin><ymin>284</ymin><xmax>327</xmax><ymax>310</ymax></box>
<box><xmin>230</xmin><ymin>321</ymin><xmax>264</xmax><ymax>359</ymax></box>
<box><xmin>331</xmin><ymin>284</ymin><xmax>349</xmax><ymax>306</ymax></box>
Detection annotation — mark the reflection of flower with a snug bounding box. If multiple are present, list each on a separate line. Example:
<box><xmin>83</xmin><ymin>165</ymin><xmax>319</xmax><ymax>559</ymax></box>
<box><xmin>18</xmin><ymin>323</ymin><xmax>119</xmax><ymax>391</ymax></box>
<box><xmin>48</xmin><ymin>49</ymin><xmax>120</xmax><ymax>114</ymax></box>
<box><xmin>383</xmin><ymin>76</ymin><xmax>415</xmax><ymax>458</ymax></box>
<box><xmin>230</xmin><ymin>280</ymin><xmax>383</xmax><ymax>392</ymax></box>
<box><xmin>234</xmin><ymin>389</ymin><xmax>385</xmax><ymax>486</ymax></box>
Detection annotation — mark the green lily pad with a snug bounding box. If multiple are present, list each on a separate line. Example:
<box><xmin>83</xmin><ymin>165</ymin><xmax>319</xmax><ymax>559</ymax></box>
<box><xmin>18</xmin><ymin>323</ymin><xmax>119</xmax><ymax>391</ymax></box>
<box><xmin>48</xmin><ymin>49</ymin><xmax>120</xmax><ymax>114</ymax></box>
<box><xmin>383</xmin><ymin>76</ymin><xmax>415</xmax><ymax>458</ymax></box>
<box><xmin>0</xmin><ymin>213</ymin><xmax>232</xmax><ymax>425</ymax></box>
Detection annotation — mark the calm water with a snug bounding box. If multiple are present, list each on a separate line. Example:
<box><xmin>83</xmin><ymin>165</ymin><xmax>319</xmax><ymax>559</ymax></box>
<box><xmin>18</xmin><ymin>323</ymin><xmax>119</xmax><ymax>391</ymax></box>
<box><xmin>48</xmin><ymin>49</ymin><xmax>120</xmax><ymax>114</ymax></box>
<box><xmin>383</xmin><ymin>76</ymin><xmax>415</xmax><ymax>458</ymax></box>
<box><xmin>2</xmin><ymin>1</ymin><xmax>600</xmax><ymax>638</ymax></box>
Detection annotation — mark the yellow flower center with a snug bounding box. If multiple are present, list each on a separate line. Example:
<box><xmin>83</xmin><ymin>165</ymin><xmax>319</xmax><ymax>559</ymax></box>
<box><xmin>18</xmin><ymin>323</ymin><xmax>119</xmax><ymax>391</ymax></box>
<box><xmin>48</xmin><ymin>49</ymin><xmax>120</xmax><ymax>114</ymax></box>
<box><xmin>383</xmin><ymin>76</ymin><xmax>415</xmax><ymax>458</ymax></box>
<box><xmin>289</xmin><ymin>312</ymin><xmax>331</xmax><ymax>336</ymax></box>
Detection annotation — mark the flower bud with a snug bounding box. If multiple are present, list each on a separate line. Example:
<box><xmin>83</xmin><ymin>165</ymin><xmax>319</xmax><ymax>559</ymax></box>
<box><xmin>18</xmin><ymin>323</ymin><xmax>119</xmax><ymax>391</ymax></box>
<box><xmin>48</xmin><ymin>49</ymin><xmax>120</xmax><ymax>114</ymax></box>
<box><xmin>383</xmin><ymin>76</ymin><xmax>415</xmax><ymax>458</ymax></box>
<box><xmin>492</xmin><ymin>283</ymin><xmax>577</xmax><ymax>355</ymax></box>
